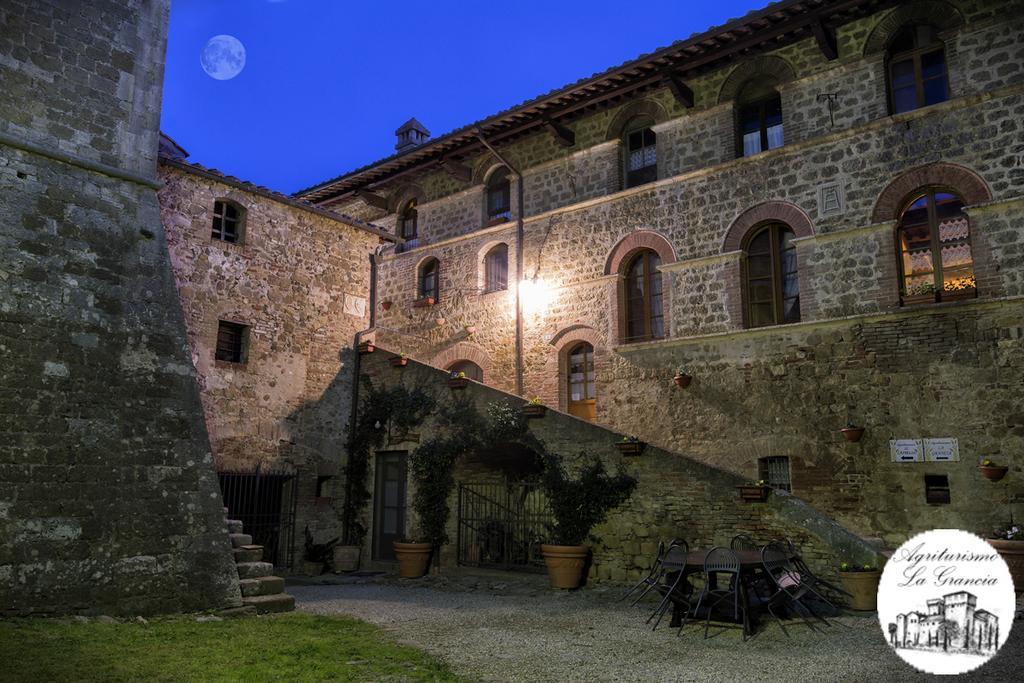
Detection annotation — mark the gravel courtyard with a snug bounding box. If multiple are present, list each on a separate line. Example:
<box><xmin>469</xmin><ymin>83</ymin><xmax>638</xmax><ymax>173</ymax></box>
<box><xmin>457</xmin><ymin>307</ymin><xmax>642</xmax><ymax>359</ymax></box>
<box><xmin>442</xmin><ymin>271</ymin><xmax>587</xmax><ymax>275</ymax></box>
<box><xmin>291</xmin><ymin>574</ymin><xmax>1023</xmax><ymax>682</ymax></box>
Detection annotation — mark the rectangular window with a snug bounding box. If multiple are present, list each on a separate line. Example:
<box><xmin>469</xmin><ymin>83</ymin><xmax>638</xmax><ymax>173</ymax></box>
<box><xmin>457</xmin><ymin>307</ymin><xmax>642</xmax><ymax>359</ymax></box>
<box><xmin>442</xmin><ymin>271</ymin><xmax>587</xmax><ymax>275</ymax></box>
<box><xmin>758</xmin><ymin>456</ymin><xmax>791</xmax><ymax>492</ymax></box>
<box><xmin>625</xmin><ymin>128</ymin><xmax>657</xmax><ymax>188</ymax></box>
<box><xmin>212</xmin><ymin>201</ymin><xmax>240</xmax><ymax>243</ymax></box>
<box><xmin>215</xmin><ymin>320</ymin><xmax>249</xmax><ymax>364</ymax></box>
<box><xmin>924</xmin><ymin>474</ymin><xmax>951</xmax><ymax>505</ymax></box>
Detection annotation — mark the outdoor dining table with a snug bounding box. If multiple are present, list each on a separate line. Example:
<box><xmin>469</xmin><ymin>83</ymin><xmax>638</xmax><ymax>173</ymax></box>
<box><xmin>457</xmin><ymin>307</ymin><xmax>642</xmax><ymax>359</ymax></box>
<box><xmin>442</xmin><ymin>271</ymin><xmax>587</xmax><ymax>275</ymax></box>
<box><xmin>663</xmin><ymin>549</ymin><xmax>772</xmax><ymax>637</ymax></box>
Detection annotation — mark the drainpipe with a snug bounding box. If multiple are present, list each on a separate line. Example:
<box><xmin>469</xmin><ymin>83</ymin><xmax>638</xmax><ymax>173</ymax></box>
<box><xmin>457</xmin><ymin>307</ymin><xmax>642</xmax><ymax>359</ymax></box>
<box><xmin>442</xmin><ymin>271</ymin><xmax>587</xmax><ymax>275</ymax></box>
<box><xmin>475</xmin><ymin>128</ymin><xmax>524</xmax><ymax>397</ymax></box>
<box><xmin>342</xmin><ymin>247</ymin><xmax>381</xmax><ymax>544</ymax></box>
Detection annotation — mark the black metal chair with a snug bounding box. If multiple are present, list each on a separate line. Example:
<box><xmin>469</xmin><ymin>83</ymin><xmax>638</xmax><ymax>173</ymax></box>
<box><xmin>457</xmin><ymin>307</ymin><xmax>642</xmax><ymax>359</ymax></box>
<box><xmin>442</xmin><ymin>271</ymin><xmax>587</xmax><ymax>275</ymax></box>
<box><xmin>646</xmin><ymin>540</ymin><xmax>693</xmax><ymax>631</ymax></box>
<box><xmin>619</xmin><ymin>539</ymin><xmax>667</xmax><ymax>605</ymax></box>
<box><xmin>758</xmin><ymin>543</ymin><xmax>831</xmax><ymax>637</ymax></box>
<box><xmin>781</xmin><ymin>538</ymin><xmax>853</xmax><ymax>605</ymax></box>
<box><xmin>730</xmin><ymin>533</ymin><xmax>759</xmax><ymax>551</ymax></box>
<box><xmin>692</xmin><ymin>547</ymin><xmax>750</xmax><ymax>640</ymax></box>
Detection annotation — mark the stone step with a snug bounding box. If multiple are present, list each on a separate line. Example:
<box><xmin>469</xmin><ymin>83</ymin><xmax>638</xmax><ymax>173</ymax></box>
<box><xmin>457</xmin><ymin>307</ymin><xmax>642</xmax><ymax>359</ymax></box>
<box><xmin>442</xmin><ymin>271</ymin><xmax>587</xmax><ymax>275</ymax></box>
<box><xmin>243</xmin><ymin>593</ymin><xmax>295</xmax><ymax>614</ymax></box>
<box><xmin>232</xmin><ymin>545</ymin><xmax>264</xmax><ymax>563</ymax></box>
<box><xmin>236</xmin><ymin>561</ymin><xmax>275</xmax><ymax>579</ymax></box>
<box><xmin>239</xmin><ymin>575</ymin><xmax>286</xmax><ymax>597</ymax></box>
<box><xmin>226</xmin><ymin>519</ymin><xmax>244</xmax><ymax>534</ymax></box>
<box><xmin>229</xmin><ymin>533</ymin><xmax>253</xmax><ymax>548</ymax></box>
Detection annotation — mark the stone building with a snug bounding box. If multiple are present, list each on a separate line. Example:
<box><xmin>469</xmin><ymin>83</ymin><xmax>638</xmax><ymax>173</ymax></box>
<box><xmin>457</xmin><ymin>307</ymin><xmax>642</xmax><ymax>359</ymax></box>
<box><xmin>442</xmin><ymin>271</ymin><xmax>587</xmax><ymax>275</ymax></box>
<box><xmin>156</xmin><ymin>145</ymin><xmax>392</xmax><ymax>560</ymax></box>
<box><xmin>895</xmin><ymin>591</ymin><xmax>999</xmax><ymax>651</ymax></box>
<box><xmin>297</xmin><ymin>0</ymin><xmax>1024</xmax><ymax>549</ymax></box>
<box><xmin>0</xmin><ymin>0</ymin><xmax>240</xmax><ymax>615</ymax></box>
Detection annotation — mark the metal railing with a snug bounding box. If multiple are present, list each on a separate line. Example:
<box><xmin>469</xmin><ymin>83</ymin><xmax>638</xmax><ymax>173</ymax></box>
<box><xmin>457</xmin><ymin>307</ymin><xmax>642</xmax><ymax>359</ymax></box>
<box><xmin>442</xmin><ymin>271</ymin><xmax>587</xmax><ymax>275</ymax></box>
<box><xmin>457</xmin><ymin>482</ymin><xmax>552</xmax><ymax>572</ymax></box>
<box><xmin>218</xmin><ymin>465</ymin><xmax>298</xmax><ymax>570</ymax></box>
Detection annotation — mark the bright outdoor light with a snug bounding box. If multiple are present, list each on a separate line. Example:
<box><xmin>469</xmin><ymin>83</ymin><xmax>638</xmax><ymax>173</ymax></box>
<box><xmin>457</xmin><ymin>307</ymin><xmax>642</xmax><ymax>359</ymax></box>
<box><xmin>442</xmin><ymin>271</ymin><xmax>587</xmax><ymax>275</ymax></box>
<box><xmin>518</xmin><ymin>277</ymin><xmax>552</xmax><ymax>316</ymax></box>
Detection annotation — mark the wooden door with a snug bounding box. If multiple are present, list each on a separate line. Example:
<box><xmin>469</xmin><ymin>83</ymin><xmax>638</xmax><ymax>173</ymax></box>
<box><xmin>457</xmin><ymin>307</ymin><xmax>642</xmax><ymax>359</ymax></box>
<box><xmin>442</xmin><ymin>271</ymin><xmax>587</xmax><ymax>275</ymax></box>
<box><xmin>373</xmin><ymin>451</ymin><xmax>407</xmax><ymax>561</ymax></box>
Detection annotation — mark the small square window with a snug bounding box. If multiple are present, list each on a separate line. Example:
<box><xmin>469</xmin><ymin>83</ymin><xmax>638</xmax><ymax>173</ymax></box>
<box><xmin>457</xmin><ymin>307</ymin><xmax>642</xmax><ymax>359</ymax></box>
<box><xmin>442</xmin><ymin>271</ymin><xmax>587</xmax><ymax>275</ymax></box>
<box><xmin>315</xmin><ymin>475</ymin><xmax>333</xmax><ymax>498</ymax></box>
<box><xmin>215</xmin><ymin>320</ymin><xmax>249</xmax><ymax>364</ymax></box>
<box><xmin>212</xmin><ymin>200</ymin><xmax>244</xmax><ymax>243</ymax></box>
<box><xmin>924</xmin><ymin>474</ymin><xmax>950</xmax><ymax>505</ymax></box>
<box><xmin>758</xmin><ymin>456</ymin><xmax>792</xmax><ymax>492</ymax></box>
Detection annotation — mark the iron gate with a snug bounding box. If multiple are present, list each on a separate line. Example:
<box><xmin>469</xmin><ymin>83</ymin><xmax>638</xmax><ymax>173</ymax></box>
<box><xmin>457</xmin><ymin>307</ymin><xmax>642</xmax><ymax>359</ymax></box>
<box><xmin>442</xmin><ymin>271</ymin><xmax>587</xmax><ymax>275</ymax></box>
<box><xmin>218</xmin><ymin>466</ymin><xmax>298</xmax><ymax>570</ymax></box>
<box><xmin>457</xmin><ymin>482</ymin><xmax>552</xmax><ymax>572</ymax></box>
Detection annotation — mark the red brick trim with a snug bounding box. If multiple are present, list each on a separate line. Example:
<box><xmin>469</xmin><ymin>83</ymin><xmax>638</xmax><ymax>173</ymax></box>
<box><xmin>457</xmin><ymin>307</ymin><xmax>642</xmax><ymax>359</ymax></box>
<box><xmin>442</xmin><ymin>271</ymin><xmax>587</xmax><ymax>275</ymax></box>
<box><xmin>871</xmin><ymin>163</ymin><xmax>992</xmax><ymax>223</ymax></box>
<box><xmin>604</xmin><ymin>230</ymin><xmax>677</xmax><ymax>275</ymax></box>
<box><xmin>717</xmin><ymin>55</ymin><xmax>797</xmax><ymax>104</ymax></box>
<box><xmin>722</xmin><ymin>201</ymin><xmax>814</xmax><ymax>252</ymax></box>
<box><xmin>862</xmin><ymin>2</ymin><xmax>964</xmax><ymax>56</ymax></box>
<box><xmin>604</xmin><ymin>99</ymin><xmax>670</xmax><ymax>141</ymax></box>
<box><xmin>389</xmin><ymin>184</ymin><xmax>424</xmax><ymax>214</ymax></box>
<box><xmin>432</xmin><ymin>342</ymin><xmax>492</xmax><ymax>381</ymax></box>
<box><xmin>543</xmin><ymin>326</ymin><xmax>606</xmax><ymax>413</ymax></box>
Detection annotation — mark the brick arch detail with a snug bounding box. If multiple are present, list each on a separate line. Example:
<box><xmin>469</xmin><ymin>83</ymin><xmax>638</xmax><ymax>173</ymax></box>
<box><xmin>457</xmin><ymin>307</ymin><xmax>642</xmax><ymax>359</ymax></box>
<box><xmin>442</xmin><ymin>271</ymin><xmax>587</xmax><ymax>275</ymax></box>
<box><xmin>543</xmin><ymin>326</ymin><xmax>605</xmax><ymax>413</ymax></box>
<box><xmin>862</xmin><ymin>1</ymin><xmax>965</xmax><ymax>56</ymax></box>
<box><xmin>604</xmin><ymin>230</ymin><xmax>677</xmax><ymax>275</ymax></box>
<box><xmin>717</xmin><ymin>55</ymin><xmax>797</xmax><ymax>104</ymax></box>
<box><xmin>472</xmin><ymin>160</ymin><xmax>514</xmax><ymax>186</ymax></box>
<box><xmin>722</xmin><ymin>202</ymin><xmax>815</xmax><ymax>252</ymax></box>
<box><xmin>604</xmin><ymin>99</ymin><xmax>670</xmax><ymax>141</ymax></box>
<box><xmin>549</xmin><ymin>325</ymin><xmax>602</xmax><ymax>352</ymax></box>
<box><xmin>388</xmin><ymin>184</ymin><xmax>424</xmax><ymax>214</ymax></box>
<box><xmin>432</xmin><ymin>342</ymin><xmax>492</xmax><ymax>379</ymax></box>
<box><xmin>871</xmin><ymin>163</ymin><xmax>992</xmax><ymax>223</ymax></box>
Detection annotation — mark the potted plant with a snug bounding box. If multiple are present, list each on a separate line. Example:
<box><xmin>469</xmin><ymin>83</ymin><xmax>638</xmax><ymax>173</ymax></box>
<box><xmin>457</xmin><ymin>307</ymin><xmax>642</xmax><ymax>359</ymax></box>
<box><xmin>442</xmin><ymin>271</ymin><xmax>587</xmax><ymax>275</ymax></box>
<box><xmin>902</xmin><ymin>281</ymin><xmax>936</xmax><ymax>305</ymax></box>
<box><xmin>736</xmin><ymin>479</ymin><xmax>770</xmax><ymax>502</ymax></box>
<box><xmin>357</xmin><ymin>341</ymin><xmax>374</xmax><ymax>354</ymax></box>
<box><xmin>332</xmin><ymin>544</ymin><xmax>361</xmax><ymax>573</ymax></box>
<box><xmin>447</xmin><ymin>371</ymin><xmax>469</xmax><ymax>389</ymax></box>
<box><xmin>616</xmin><ymin>435</ymin><xmax>646</xmax><ymax>456</ymax></box>
<box><xmin>988</xmin><ymin>522</ymin><xmax>1023</xmax><ymax>594</ymax></box>
<box><xmin>841</xmin><ymin>422</ymin><xmax>865</xmax><ymax>442</ymax></box>
<box><xmin>413</xmin><ymin>296</ymin><xmax>435</xmax><ymax>308</ymax></box>
<box><xmin>539</xmin><ymin>454</ymin><xmax>636</xmax><ymax>589</ymax></box>
<box><xmin>838</xmin><ymin>562</ymin><xmax>882</xmax><ymax>610</ymax></box>
<box><xmin>979</xmin><ymin>458</ymin><xmax>1009</xmax><ymax>481</ymax></box>
<box><xmin>393</xmin><ymin>538</ymin><xmax>433</xmax><ymax>578</ymax></box>
<box><xmin>381</xmin><ymin>300</ymin><xmax>393</xmax><ymax>312</ymax></box>
<box><xmin>672</xmin><ymin>368</ymin><xmax>692</xmax><ymax>388</ymax></box>
<box><xmin>390</xmin><ymin>353</ymin><xmax>409</xmax><ymax>368</ymax></box>
<box><xmin>302</xmin><ymin>526</ymin><xmax>338</xmax><ymax>577</ymax></box>
<box><xmin>522</xmin><ymin>397</ymin><xmax>547</xmax><ymax>418</ymax></box>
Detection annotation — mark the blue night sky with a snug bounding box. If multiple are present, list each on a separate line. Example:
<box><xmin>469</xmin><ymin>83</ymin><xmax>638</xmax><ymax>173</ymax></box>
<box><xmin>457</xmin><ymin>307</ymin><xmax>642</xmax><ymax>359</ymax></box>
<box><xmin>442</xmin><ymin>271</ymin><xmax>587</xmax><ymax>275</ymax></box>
<box><xmin>162</xmin><ymin>0</ymin><xmax>762</xmax><ymax>195</ymax></box>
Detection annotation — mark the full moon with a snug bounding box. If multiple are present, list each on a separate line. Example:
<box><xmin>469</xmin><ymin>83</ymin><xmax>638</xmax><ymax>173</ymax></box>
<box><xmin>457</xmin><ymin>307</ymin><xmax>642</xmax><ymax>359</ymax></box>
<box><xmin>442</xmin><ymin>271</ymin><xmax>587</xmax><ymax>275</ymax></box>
<box><xmin>200</xmin><ymin>35</ymin><xmax>245</xmax><ymax>81</ymax></box>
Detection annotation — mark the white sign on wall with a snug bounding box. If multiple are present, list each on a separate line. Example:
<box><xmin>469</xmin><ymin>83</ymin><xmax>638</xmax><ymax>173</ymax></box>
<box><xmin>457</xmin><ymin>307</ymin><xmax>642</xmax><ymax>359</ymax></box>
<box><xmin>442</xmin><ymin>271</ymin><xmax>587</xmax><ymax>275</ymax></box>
<box><xmin>924</xmin><ymin>438</ymin><xmax>960</xmax><ymax>462</ymax></box>
<box><xmin>890</xmin><ymin>439</ymin><xmax>924</xmax><ymax>462</ymax></box>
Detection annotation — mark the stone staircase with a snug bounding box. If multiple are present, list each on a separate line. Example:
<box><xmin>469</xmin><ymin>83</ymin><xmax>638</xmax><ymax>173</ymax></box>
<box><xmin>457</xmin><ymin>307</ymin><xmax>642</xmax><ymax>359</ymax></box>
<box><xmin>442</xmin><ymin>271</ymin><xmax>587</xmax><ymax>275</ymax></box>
<box><xmin>224</xmin><ymin>509</ymin><xmax>295</xmax><ymax>614</ymax></box>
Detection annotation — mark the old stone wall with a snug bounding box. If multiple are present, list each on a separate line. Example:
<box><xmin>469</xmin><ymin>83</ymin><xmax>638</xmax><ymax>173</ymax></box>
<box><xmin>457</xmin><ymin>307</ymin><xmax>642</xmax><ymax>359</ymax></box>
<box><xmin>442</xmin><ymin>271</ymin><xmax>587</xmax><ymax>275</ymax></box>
<box><xmin>354</xmin><ymin>0</ymin><xmax>1024</xmax><ymax>546</ymax></box>
<box><xmin>157</xmin><ymin>163</ymin><xmax>380</xmax><ymax>546</ymax></box>
<box><xmin>0</xmin><ymin>0</ymin><xmax>240</xmax><ymax>615</ymax></box>
<box><xmin>357</xmin><ymin>350</ymin><xmax>885</xmax><ymax>583</ymax></box>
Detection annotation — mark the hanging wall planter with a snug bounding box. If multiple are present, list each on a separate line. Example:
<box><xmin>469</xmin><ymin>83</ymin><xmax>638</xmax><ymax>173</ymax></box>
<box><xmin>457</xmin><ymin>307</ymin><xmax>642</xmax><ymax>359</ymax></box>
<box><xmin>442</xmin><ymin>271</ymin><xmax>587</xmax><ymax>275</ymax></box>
<box><xmin>522</xmin><ymin>401</ymin><xmax>547</xmax><ymax>418</ymax></box>
<box><xmin>841</xmin><ymin>425</ymin><xmax>865</xmax><ymax>442</ymax></box>
<box><xmin>979</xmin><ymin>459</ymin><xmax>1009</xmax><ymax>481</ymax></box>
<box><xmin>465</xmin><ymin>325</ymin><xmax>477</xmax><ymax>335</ymax></box>
<box><xmin>737</xmin><ymin>483</ymin><xmax>770</xmax><ymax>502</ymax></box>
<box><xmin>616</xmin><ymin>437</ymin><xmax>646</xmax><ymax>456</ymax></box>
<box><xmin>413</xmin><ymin>296</ymin><xmax>435</xmax><ymax>308</ymax></box>
<box><xmin>448</xmin><ymin>373</ymin><xmax>469</xmax><ymax>389</ymax></box>
<box><xmin>673</xmin><ymin>373</ymin><xmax>692</xmax><ymax>388</ymax></box>
<box><xmin>381</xmin><ymin>300</ymin><xmax>393</xmax><ymax>311</ymax></box>
<box><xmin>390</xmin><ymin>355</ymin><xmax>408</xmax><ymax>368</ymax></box>
<box><xmin>357</xmin><ymin>341</ymin><xmax>375</xmax><ymax>354</ymax></box>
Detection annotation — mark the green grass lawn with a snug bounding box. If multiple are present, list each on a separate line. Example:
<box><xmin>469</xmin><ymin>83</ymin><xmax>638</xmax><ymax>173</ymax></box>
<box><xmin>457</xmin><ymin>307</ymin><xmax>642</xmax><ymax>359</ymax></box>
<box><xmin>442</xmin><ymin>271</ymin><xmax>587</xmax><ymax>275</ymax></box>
<box><xmin>0</xmin><ymin>612</ymin><xmax>458</xmax><ymax>682</ymax></box>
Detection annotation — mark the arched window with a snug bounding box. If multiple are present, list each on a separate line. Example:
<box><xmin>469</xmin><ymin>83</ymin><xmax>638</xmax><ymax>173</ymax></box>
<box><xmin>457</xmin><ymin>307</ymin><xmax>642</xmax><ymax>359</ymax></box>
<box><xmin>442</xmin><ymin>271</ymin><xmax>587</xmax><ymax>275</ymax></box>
<box><xmin>622</xmin><ymin>249</ymin><xmax>664</xmax><ymax>342</ymax></box>
<box><xmin>447</xmin><ymin>360</ymin><xmax>483</xmax><ymax>382</ymax></box>
<box><xmin>212</xmin><ymin>200</ymin><xmax>245</xmax><ymax>243</ymax></box>
<box><xmin>623</xmin><ymin>116</ymin><xmax>657</xmax><ymax>188</ymax></box>
<box><xmin>897</xmin><ymin>190</ymin><xmax>975</xmax><ymax>304</ymax></box>
<box><xmin>418</xmin><ymin>258</ymin><xmax>439</xmax><ymax>302</ymax></box>
<box><xmin>887</xmin><ymin>24</ymin><xmax>949</xmax><ymax>114</ymax></box>
<box><xmin>566</xmin><ymin>342</ymin><xmax>596</xmax><ymax>422</ymax></box>
<box><xmin>736</xmin><ymin>79</ymin><xmax>783</xmax><ymax>157</ymax></box>
<box><xmin>486</xmin><ymin>167</ymin><xmax>511</xmax><ymax>225</ymax></box>
<box><xmin>484</xmin><ymin>243</ymin><xmax>508</xmax><ymax>293</ymax></box>
<box><xmin>398</xmin><ymin>199</ymin><xmax>418</xmax><ymax>240</ymax></box>
<box><xmin>743</xmin><ymin>223</ymin><xmax>800</xmax><ymax>328</ymax></box>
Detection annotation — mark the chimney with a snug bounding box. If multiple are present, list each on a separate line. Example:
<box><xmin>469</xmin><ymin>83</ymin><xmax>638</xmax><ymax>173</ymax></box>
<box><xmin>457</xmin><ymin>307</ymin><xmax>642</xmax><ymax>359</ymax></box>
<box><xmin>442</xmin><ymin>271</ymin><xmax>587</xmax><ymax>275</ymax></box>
<box><xmin>395</xmin><ymin>118</ymin><xmax>430</xmax><ymax>153</ymax></box>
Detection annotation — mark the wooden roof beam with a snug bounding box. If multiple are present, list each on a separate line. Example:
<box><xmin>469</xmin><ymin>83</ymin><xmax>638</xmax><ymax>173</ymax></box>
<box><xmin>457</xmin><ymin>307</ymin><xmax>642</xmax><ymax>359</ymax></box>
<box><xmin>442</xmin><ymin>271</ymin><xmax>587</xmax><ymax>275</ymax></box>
<box><xmin>439</xmin><ymin>158</ymin><xmax>472</xmax><ymax>183</ymax></box>
<box><xmin>664</xmin><ymin>72</ymin><xmax>695</xmax><ymax>108</ymax></box>
<box><xmin>544</xmin><ymin>118</ymin><xmax>576</xmax><ymax>147</ymax></box>
<box><xmin>811</xmin><ymin>18</ymin><xmax>839</xmax><ymax>60</ymax></box>
<box><xmin>356</xmin><ymin>189</ymin><xmax>389</xmax><ymax>210</ymax></box>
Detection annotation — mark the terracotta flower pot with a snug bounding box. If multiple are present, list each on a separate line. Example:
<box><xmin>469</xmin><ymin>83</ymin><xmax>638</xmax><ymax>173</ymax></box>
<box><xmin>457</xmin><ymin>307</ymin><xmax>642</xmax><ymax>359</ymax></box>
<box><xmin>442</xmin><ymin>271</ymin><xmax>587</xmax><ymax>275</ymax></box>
<box><xmin>988</xmin><ymin>539</ymin><xmax>1024</xmax><ymax>593</ymax></box>
<box><xmin>393</xmin><ymin>542</ymin><xmax>432</xmax><ymax>578</ymax></box>
<box><xmin>839</xmin><ymin>570</ymin><xmax>881</xmax><ymax>610</ymax></box>
<box><xmin>357</xmin><ymin>342</ymin><xmax>374</xmax><ymax>354</ymax></box>
<box><xmin>390</xmin><ymin>356</ymin><xmax>408</xmax><ymax>367</ymax></box>
<box><xmin>381</xmin><ymin>300</ymin><xmax>392</xmax><ymax>311</ymax></box>
<box><xmin>448</xmin><ymin>377</ymin><xmax>469</xmax><ymax>389</ymax></box>
<box><xmin>737</xmin><ymin>485</ymin><xmax>769</xmax><ymax>502</ymax></box>
<box><xmin>522</xmin><ymin>404</ymin><xmax>547</xmax><ymax>418</ymax></box>
<box><xmin>332</xmin><ymin>545</ymin><xmax>360</xmax><ymax>573</ymax></box>
<box><xmin>413</xmin><ymin>296</ymin><xmax>435</xmax><ymax>308</ymax></box>
<box><xmin>673</xmin><ymin>373</ymin><xmax>692</xmax><ymax>388</ymax></box>
<box><xmin>541</xmin><ymin>544</ymin><xmax>589</xmax><ymax>589</ymax></box>
<box><xmin>979</xmin><ymin>465</ymin><xmax>1009</xmax><ymax>481</ymax></box>
<box><xmin>841</xmin><ymin>427</ymin><xmax>865</xmax><ymax>442</ymax></box>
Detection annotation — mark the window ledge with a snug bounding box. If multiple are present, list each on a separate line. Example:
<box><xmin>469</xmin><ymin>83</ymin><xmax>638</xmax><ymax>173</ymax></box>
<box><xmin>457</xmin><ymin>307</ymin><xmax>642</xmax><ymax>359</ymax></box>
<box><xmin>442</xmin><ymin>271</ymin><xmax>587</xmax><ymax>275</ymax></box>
<box><xmin>413</xmin><ymin>297</ymin><xmax>436</xmax><ymax>308</ymax></box>
<box><xmin>614</xmin><ymin>293</ymin><xmax>1024</xmax><ymax>353</ymax></box>
<box><xmin>214</xmin><ymin>359</ymin><xmax>249</xmax><ymax>370</ymax></box>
